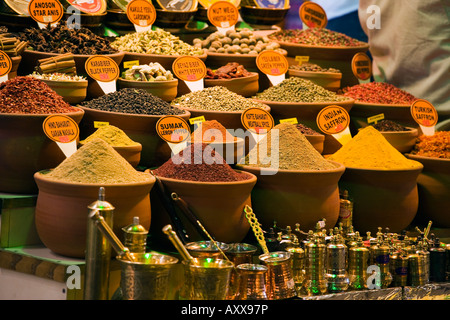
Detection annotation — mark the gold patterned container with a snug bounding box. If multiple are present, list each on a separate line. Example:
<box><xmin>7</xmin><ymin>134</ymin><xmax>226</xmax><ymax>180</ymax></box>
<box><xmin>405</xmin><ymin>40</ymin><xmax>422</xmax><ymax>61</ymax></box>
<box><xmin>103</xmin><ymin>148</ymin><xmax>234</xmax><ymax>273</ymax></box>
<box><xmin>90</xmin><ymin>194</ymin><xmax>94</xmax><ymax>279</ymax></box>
<box><xmin>259</xmin><ymin>251</ymin><xmax>296</xmax><ymax>300</ymax></box>
<box><xmin>236</xmin><ymin>264</ymin><xmax>268</xmax><ymax>300</ymax></box>
<box><xmin>348</xmin><ymin>238</ymin><xmax>369</xmax><ymax>290</ymax></box>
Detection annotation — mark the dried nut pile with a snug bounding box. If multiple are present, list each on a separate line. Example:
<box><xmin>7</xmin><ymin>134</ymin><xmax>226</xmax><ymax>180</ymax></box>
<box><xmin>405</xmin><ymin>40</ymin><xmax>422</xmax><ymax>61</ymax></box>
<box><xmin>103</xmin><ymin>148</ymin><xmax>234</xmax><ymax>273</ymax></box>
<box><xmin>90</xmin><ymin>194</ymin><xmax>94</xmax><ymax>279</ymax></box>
<box><xmin>289</xmin><ymin>63</ymin><xmax>341</xmax><ymax>73</ymax></box>
<box><xmin>19</xmin><ymin>24</ymin><xmax>116</xmax><ymax>55</ymax></box>
<box><xmin>122</xmin><ymin>63</ymin><xmax>174</xmax><ymax>81</ymax></box>
<box><xmin>111</xmin><ymin>29</ymin><xmax>204</xmax><ymax>56</ymax></box>
<box><xmin>172</xmin><ymin>86</ymin><xmax>267</xmax><ymax>112</ymax></box>
<box><xmin>193</xmin><ymin>29</ymin><xmax>282</xmax><ymax>54</ymax></box>
<box><xmin>30</xmin><ymin>72</ymin><xmax>87</xmax><ymax>81</ymax></box>
<box><xmin>254</xmin><ymin>77</ymin><xmax>351</xmax><ymax>103</ymax></box>
<box><xmin>81</xmin><ymin>88</ymin><xmax>184</xmax><ymax>115</ymax></box>
<box><xmin>268</xmin><ymin>28</ymin><xmax>366</xmax><ymax>47</ymax></box>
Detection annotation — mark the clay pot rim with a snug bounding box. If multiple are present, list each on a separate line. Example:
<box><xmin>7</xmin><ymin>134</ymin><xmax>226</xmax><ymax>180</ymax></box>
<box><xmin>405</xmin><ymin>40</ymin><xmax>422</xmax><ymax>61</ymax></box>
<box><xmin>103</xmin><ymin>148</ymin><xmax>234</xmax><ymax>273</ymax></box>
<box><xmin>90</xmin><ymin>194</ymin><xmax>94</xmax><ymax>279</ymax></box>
<box><xmin>252</xmin><ymin>97</ymin><xmax>355</xmax><ymax>107</ymax></box>
<box><xmin>155</xmin><ymin>8</ymin><xmax>198</xmax><ymax>14</ymax></box>
<box><xmin>204</xmin><ymin>72</ymin><xmax>259</xmax><ymax>84</ymax></box>
<box><xmin>40</xmin><ymin>78</ymin><xmax>89</xmax><ymax>86</ymax></box>
<box><xmin>78</xmin><ymin>105</ymin><xmax>190</xmax><ymax>119</ymax></box>
<box><xmin>24</xmin><ymin>49</ymin><xmax>125</xmax><ymax>59</ymax></box>
<box><xmin>236</xmin><ymin>160</ymin><xmax>345</xmax><ymax>174</ymax></box>
<box><xmin>149</xmin><ymin>169</ymin><xmax>257</xmax><ymax>186</ymax></box>
<box><xmin>34</xmin><ymin>170</ymin><xmax>156</xmax><ymax>187</ymax></box>
<box><xmin>376</xmin><ymin>127</ymin><xmax>419</xmax><ymax>136</ymax></box>
<box><xmin>117</xmin><ymin>78</ymin><xmax>179</xmax><ymax>85</ymax></box>
<box><xmin>0</xmin><ymin>106</ymin><xmax>84</xmax><ymax>117</ymax></box>
<box><xmin>241</xmin><ymin>5</ymin><xmax>291</xmax><ymax>11</ymax></box>
<box><xmin>406</xmin><ymin>153</ymin><xmax>450</xmax><ymax>163</ymax></box>
<box><xmin>122</xmin><ymin>49</ymin><xmax>208</xmax><ymax>59</ymax></box>
<box><xmin>342</xmin><ymin>163</ymin><xmax>424</xmax><ymax>173</ymax></box>
<box><xmin>353</xmin><ymin>101</ymin><xmax>413</xmax><ymax>108</ymax></box>
<box><xmin>288</xmin><ymin>69</ymin><xmax>343</xmax><ymax>79</ymax></box>
<box><xmin>273</xmin><ymin>40</ymin><xmax>370</xmax><ymax>51</ymax></box>
<box><xmin>176</xmin><ymin>104</ymin><xmax>271</xmax><ymax>115</ymax></box>
<box><xmin>206</xmin><ymin>48</ymin><xmax>288</xmax><ymax>58</ymax></box>
<box><xmin>79</xmin><ymin>141</ymin><xmax>143</xmax><ymax>151</ymax></box>
<box><xmin>190</xmin><ymin>136</ymin><xmax>244</xmax><ymax>145</ymax></box>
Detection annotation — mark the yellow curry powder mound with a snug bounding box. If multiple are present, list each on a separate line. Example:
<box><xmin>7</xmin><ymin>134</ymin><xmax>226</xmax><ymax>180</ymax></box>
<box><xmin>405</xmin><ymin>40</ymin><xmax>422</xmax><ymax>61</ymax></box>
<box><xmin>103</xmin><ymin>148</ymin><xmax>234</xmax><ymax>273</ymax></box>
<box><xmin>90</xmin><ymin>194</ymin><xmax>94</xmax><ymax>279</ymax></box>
<box><xmin>329</xmin><ymin>126</ymin><xmax>422</xmax><ymax>170</ymax></box>
<box><xmin>80</xmin><ymin>125</ymin><xmax>140</xmax><ymax>147</ymax></box>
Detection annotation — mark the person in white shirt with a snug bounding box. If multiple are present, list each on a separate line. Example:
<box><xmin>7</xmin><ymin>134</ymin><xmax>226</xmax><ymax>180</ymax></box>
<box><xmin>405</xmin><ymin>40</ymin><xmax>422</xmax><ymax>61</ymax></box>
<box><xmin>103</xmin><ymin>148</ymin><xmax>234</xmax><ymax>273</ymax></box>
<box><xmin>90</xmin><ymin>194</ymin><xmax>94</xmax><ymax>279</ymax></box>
<box><xmin>359</xmin><ymin>0</ymin><xmax>450</xmax><ymax>125</ymax></box>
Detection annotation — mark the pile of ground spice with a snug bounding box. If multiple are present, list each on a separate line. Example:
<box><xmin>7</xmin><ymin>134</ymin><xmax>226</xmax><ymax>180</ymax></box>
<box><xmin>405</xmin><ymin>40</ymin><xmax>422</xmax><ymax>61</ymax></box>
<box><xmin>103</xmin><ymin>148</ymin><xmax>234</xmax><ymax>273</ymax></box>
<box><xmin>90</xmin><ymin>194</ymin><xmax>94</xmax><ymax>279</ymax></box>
<box><xmin>372</xmin><ymin>120</ymin><xmax>411</xmax><ymax>132</ymax></box>
<box><xmin>81</xmin><ymin>88</ymin><xmax>184</xmax><ymax>115</ymax></box>
<box><xmin>0</xmin><ymin>76</ymin><xmax>78</xmax><ymax>114</ymax></box>
<box><xmin>342</xmin><ymin>82</ymin><xmax>417</xmax><ymax>104</ymax></box>
<box><xmin>241</xmin><ymin>123</ymin><xmax>335</xmax><ymax>171</ymax></box>
<box><xmin>45</xmin><ymin>138</ymin><xmax>151</xmax><ymax>184</ymax></box>
<box><xmin>268</xmin><ymin>28</ymin><xmax>366</xmax><ymax>47</ymax></box>
<box><xmin>191</xmin><ymin>120</ymin><xmax>236</xmax><ymax>142</ymax></box>
<box><xmin>80</xmin><ymin>125</ymin><xmax>140</xmax><ymax>147</ymax></box>
<box><xmin>411</xmin><ymin>131</ymin><xmax>450</xmax><ymax>159</ymax></box>
<box><xmin>153</xmin><ymin>143</ymin><xmax>250</xmax><ymax>182</ymax></box>
<box><xmin>254</xmin><ymin>77</ymin><xmax>350</xmax><ymax>103</ymax></box>
<box><xmin>329</xmin><ymin>126</ymin><xmax>422</xmax><ymax>170</ymax></box>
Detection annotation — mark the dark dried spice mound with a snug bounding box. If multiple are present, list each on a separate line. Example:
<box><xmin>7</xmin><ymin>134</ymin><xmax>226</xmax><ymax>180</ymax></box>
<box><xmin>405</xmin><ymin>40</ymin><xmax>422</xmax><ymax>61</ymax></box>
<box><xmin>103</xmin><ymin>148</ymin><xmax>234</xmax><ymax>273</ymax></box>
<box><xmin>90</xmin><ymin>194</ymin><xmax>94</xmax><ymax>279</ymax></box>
<box><xmin>81</xmin><ymin>88</ymin><xmax>185</xmax><ymax>116</ymax></box>
<box><xmin>0</xmin><ymin>76</ymin><xmax>78</xmax><ymax>114</ymax></box>
<box><xmin>296</xmin><ymin>123</ymin><xmax>321</xmax><ymax>135</ymax></box>
<box><xmin>372</xmin><ymin>120</ymin><xmax>411</xmax><ymax>132</ymax></box>
<box><xmin>19</xmin><ymin>23</ymin><xmax>116</xmax><ymax>55</ymax></box>
<box><xmin>154</xmin><ymin>143</ymin><xmax>251</xmax><ymax>182</ymax></box>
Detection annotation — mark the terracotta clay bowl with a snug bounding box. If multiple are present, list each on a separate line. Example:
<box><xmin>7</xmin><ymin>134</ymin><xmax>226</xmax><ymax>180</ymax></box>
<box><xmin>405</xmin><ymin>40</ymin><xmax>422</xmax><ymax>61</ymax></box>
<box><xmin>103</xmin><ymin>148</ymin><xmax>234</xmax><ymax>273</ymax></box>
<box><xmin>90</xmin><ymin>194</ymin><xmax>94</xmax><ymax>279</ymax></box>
<box><xmin>78</xmin><ymin>106</ymin><xmax>191</xmax><ymax>168</ymax></box>
<box><xmin>237</xmin><ymin>161</ymin><xmax>345</xmax><ymax>232</ymax></box>
<box><xmin>40</xmin><ymin>79</ymin><xmax>89</xmax><ymax>104</ymax></box>
<box><xmin>288</xmin><ymin>69</ymin><xmax>342</xmax><ymax>92</ymax></box>
<box><xmin>117</xmin><ymin>78</ymin><xmax>179</xmax><ymax>102</ymax></box>
<box><xmin>406</xmin><ymin>154</ymin><xmax>450</xmax><ymax>228</ymax></box>
<box><xmin>372</xmin><ymin>127</ymin><xmax>419</xmax><ymax>154</ymax></box>
<box><xmin>350</xmin><ymin>101</ymin><xmax>418</xmax><ymax>132</ymax></box>
<box><xmin>149</xmin><ymin>170</ymin><xmax>257</xmax><ymax>243</ymax></box>
<box><xmin>305</xmin><ymin>133</ymin><xmax>326</xmax><ymax>154</ymax></box>
<box><xmin>204</xmin><ymin>72</ymin><xmax>259</xmax><ymax>98</ymax></box>
<box><xmin>337</xmin><ymin>164</ymin><xmax>424</xmax><ymax>234</ymax></box>
<box><xmin>8</xmin><ymin>55</ymin><xmax>22</xmax><ymax>79</ymax></box>
<box><xmin>189</xmin><ymin>136</ymin><xmax>245</xmax><ymax>165</ymax></box>
<box><xmin>34</xmin><ymin>170</ymin><xmax>156</xmax><ymax>258</ymax></box>
<box><xmin>0</xmin><ymin>107</ymin><xmax>85</xmax><ymax>194</ymax></box>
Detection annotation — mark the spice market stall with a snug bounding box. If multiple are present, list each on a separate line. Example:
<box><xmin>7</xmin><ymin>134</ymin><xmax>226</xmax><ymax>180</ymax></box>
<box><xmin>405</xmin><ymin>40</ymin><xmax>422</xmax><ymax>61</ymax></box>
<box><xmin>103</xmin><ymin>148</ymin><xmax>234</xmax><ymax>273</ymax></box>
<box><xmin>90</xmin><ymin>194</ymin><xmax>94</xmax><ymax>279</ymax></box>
<box><xmin>0</xmin><ymin>0</ymin><xmax>448</xmax><ymax>304</ymax></box>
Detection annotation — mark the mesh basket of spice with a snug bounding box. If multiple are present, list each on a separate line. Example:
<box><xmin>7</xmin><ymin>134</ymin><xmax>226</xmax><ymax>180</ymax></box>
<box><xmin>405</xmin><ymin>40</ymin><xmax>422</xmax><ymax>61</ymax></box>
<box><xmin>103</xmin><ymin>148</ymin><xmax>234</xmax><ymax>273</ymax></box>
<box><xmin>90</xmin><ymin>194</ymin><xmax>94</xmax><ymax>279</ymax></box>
<box><xmin>34</xmin><ymin>138</ymin><xmax>156</xmax><ymax>258</ymax></box>
<box><xmin>406</xmin><ymin>131</ymin><xmax>450</xmax><ymax>227</ymax></box>
<box><xmin>236</xmin><ymin>122</ymin><xmax>345</xmax><ymax>232</ymax></box>
<box><xmin>0</xmin><ymin>76</ymin><xmax>85</xmax><ymax>194</ymax></box>
<box><xmin>149</xmin><ymin>143</ymin><xmax>257</xmax><ymax>243</ymax></box>
<box><xmin>78</xmin><ymin>88</ymin><xmax>190</xmax><ymax>168</ymax></box>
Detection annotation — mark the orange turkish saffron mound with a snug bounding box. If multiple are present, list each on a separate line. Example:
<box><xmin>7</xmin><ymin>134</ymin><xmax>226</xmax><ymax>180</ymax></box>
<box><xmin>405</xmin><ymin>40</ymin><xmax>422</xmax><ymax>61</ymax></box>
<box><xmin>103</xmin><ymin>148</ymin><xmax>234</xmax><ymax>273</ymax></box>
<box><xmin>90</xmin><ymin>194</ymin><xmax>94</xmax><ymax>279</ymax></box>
<box><xmin>411</xmin><ymin>131</ymin><xmax>450</xmax><ymax>159</ymax></box>
<box><xmin>191</xmin><ymin>120</ymin><xmax>236</xmax><ymax>142</ymax></box>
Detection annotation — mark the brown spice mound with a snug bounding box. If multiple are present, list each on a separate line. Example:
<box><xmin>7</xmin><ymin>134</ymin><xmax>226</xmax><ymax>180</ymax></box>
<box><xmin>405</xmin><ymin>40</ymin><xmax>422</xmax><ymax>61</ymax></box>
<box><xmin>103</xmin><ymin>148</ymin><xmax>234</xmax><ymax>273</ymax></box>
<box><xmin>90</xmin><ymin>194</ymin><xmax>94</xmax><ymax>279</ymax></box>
<box><xmin>46</xmin><ymin>138</ymin><xmax>151</xmax><ymax>184</ymax></box>
<box><xmin>191</xmin><ymin>120</ymin><xmax>236</xmax><ymax>142</ymax></box>
<box><xmin>0</xmin><ymin>76</ymin><xmax>78</xmax><ymax>114</ymax></box>
<box><xmin>411</xmin><ymin>131</ymin><xmax>450</xmax><ymax>159</ymax></box>
<box><xmin>154</xmin><ymin>143</ymin><xmax>250</xmax><ymax>182</ymax></box>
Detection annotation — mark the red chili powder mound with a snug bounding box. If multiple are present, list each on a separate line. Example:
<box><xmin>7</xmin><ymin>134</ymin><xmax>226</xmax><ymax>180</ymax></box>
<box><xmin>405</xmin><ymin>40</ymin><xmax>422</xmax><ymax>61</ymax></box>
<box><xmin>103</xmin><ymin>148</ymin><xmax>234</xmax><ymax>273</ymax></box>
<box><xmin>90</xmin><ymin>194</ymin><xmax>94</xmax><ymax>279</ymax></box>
<box><xmin>191</xmin><ymin>120</ymin><xmax>236</xmax><ymax>142</ymax></box>
<box><xmin>154</xmin><ymin>143</ymin><xmax>250</xmax><ymax>182</ymax></box>
<box><xmin>342</xmin><ymin>82</ymin><xmax>417</xmax><ymax>105</ymax></box>
<box><xmin>0</xmin><ymin>76</ymin><xmax>78</xmax><ymax>114</ymax></box>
